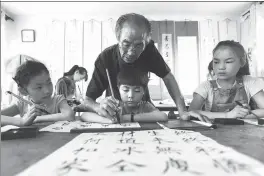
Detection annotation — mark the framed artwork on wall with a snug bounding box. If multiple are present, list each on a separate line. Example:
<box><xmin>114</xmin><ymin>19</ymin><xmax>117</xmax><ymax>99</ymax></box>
<box><xmin>21</xmin><ymin>29</ymin><xmax>35</xmax><ymax>42</ymax></box>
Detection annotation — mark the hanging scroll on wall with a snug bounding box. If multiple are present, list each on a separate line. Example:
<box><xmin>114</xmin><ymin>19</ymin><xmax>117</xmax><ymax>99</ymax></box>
<box><xmin>162</xmin><ymin>34</ymin><xmax>174</xmax><ymax>73</ymax></box>
<box><xmin>161</xmin><ymin>34</ymin><xmax>174</xmax><ymax>95</ymax></box>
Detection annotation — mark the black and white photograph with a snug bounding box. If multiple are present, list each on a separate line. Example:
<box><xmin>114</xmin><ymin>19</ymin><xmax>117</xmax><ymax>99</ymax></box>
<box><xmin>1</xmin><ymin>1</ymin><xmax>264</xmax><ymax>176</ymax></box>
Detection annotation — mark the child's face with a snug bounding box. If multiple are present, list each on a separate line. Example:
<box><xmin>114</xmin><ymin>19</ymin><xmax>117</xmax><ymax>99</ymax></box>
<box><xmin>24</xmin><ymin>71</ymin><xmax>53</xmax><ymax>104</ymax></box>
<box><xmin>118</xmin><ymin>22</ymin><xmax>146</xmax><ymax>64</ymax></box>
<box><xmin>119</xmin><ymin>84</ymin><xmax>144</xmax><ymax>107</ymax></box>
<box><xmin>213</xmin><ymin>46</ymin><xmax>243</xmax><ymax>80</ymax></box>
<box><xmin>73</xmin><ymin>71</ymin><xmax>86</xmax><ymax>82</ymax></box>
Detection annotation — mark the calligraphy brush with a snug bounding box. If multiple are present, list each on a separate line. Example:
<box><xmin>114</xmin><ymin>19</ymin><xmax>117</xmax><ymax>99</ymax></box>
<box><xmin>6</xmin><ymin>91</ymin><xmax>50</xmax><ymax>114</ymax></box>
<box><xmin>106</xmin><ymin>68</ymin><xmax>121</xmax><ymax>124</ymax></box>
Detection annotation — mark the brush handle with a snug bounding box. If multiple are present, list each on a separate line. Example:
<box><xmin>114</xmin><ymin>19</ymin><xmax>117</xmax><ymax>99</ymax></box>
<box><xmin>6</xmin><ymin>91</ymin><xmax>50</xmax><ymax>114</ymax></box>
<box><xmin>7</xmin><ymin>91</ymin><xmax>33</xmax><ymax>105</ymax></box>
<box><xmin>105</xmin><ymin>69</ymin><xmax>121</xmax><ymax>123</ymax></box>
<box><xmin>106</xmin><ymin>69</ymin><xmax>115</xmax><ymax>98</ymax></box>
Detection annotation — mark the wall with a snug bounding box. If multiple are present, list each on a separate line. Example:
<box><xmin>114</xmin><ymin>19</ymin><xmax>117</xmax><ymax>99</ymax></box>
<box><xmin>1</xmin><ymin>13</ymin><xmax>20</xmax><ymax>105</ymax></box>
<box><xmin>9</xmin><ymin>16</ymin><xmax>52</xmax><ymax>63</ymax></box>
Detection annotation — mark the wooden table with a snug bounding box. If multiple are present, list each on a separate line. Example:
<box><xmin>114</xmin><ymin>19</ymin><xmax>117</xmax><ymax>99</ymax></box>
<box><xmin>153</xmin><ymin>100</ymin><xmax>190</xmax><ymax>112</ymax></box>
<box><xmin>1</xmin><ymin>121</ymin><xmax>264</xmax><ymax>176</ymax></box>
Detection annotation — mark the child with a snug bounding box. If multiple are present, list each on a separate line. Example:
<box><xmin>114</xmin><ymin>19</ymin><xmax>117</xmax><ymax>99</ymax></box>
<box><xmin>55</xmin><ymin>65</ymin><xmax>88</xmax><ymax>100</ymax></box>
<box><xmin>189</xmin><ymin>40</ymin><xmax>264</xmax><ymax>120</ymax></box>
<box><xmin>81</xmin><ymin>67</ymin><xmax>168</xmax><ymax>123</ymax></box>
<box><xmin>1</xmin><ymin>60</ymin><xmax>74</xmax><ymax>126</ymax></box>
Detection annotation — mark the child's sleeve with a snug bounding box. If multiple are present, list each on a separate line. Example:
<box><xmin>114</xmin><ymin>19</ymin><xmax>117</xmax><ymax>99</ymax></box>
<box><xmin>245</xmin><ymin>76</ymin><xmax>264</xmax><ymax>98</ymax></box>
<box><xmin>55</xmin><ymin>79</ymin><xmax>68</xmax><ymax>98</ymax></box>
<box><xmin>193</xmin><ymin>81</ymin><xmax>210</xmax><ymax>100</ymax></box>
<box><xmin>54</xmin><ymin>95</ymin><xmax>67</xmax><ymax>113</ymax></box>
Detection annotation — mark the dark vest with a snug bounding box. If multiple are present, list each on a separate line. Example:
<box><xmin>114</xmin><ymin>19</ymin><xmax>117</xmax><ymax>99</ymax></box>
<box><xmin>210</xmin><ymin>77</ymin><xmax>248</xmax><ymax>112</ymax></box>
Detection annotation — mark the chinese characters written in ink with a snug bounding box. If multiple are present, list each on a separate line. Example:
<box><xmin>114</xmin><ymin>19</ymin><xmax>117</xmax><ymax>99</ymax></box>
<box><xmin>114</xmin><ymin>146</ymin><xmax>143</xmax><ymax>155</ymax></box>
<box><xmin>107</xmin><ymin>159</ymin><xmax>146</xmax><ymax>172</ymax></box>
<box><xmin>163</xmin><ymin>157</ymin><xmax>202</xmax><ymax>175</ymax></box>
<box><xmin>56</xmin><ymin>158</ymin><xmax>90</xmax><ymax>175</ymax></box>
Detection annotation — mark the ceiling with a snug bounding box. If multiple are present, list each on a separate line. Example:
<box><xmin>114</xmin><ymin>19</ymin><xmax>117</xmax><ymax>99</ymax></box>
<box><xmin>1</xmin><ymin>1</ymin><xmax>253</xmax><ymax>20</ymax></box>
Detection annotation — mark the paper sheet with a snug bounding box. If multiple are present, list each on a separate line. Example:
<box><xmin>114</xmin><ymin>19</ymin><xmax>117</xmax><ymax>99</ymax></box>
<box><xmin>1</xmin><ymin>125</ymin><xmax>20</xmax><ymax>132</ymax></box>
<box><xmin>40</xmin><ymin>121</ymin><xmax>141</xmax><ymax>133</ymax></box>
<box><xmin>17</xmin><ymin>129</ymin><xmax>264</xmax><ymax>176</ymax></box>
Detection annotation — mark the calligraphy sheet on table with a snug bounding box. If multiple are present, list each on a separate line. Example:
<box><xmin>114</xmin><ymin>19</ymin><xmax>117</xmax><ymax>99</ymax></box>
<box><xmin>39</xmin><ymin>121</ymin><xmax>141</xmax><ymax>132</ymax></box>
<box><xmin>17</xmin><ymin>129</ymin><xmax>264</xmax><ymax>176</ymax></box>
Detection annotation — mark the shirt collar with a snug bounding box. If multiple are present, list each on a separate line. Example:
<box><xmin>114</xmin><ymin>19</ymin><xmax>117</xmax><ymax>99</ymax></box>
<box><xmin>216</xmin><ymin>79</ymin><xmax>237</xmax><ymax>88</ymax></box>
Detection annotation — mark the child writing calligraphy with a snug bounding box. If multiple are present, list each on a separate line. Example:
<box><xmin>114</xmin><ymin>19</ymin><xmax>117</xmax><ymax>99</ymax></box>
<box><xmin>189</xmin><ymin>40</ymin><xmax>264</xmax><ymax>120</ymax></box>
<box><xmin>81</xmin><ymin>67</ymin><xmax>168</xmax><ymax>123</ymax></box>
<box><xmin>1</xmin><ymin>60</ymin><xmax>74</xmax><ymax>126</ymax></box>
<box><xmin>55</xmin><ymin>65</ymin><xmax>88</xmax><ymax>105</ymax></box>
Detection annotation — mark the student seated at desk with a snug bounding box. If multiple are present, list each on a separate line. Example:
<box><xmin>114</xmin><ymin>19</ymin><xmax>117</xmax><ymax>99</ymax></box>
<box><xmin>81</xmin><ymin>67</ymin><xmax>168</xmax><ymax>123</ymax></box>
<box><xmin>55</xmin><ymin>65</ymin><xmax>88</xmax><ymax>106</ymax></box>
<box><xmin>189</xmin><ymin>40</ymin><xmax>264</xmax><ymax>121</ymax></box>
<box><xmin>1</xmin><ymin>60</ymin><xmax>74</xmax><ymax>126</ymax></box>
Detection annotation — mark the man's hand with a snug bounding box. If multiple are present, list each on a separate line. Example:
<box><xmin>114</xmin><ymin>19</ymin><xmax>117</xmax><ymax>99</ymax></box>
<box><xmin>20</xmin><ymin>105</ymin><xmax>43</xmax><ymax>126</ymax></box>
<box><xmin>95</xmin><ymin>96</ymin><xmax>120</xmax><ymax>122</ymax></box>
<box><xmin>180</xmin><ymin>111</ymin><xmax>211</xmax><ymax>123</ymax></box>
<box><xmin>226</xmin><ymin>105</ymin><xmax>249</xmax><ymax>119</ymax></box>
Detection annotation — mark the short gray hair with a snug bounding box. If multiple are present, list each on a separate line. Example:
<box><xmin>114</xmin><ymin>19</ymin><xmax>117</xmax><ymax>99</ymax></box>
<box><xmin>115</xmin><ymin>13</ymin><xmax>151</xmax><ymax>42</ymax></box>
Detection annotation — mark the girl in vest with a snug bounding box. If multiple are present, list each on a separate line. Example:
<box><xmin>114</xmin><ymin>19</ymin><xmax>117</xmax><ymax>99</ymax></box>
<box><xmin>189</xmin><ymin>40</ymin><xmax>264</xmax><ymax>120</ymax></box>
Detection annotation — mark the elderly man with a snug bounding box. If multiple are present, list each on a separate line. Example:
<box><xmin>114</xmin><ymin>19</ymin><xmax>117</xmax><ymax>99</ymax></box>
<box><xmin>83</xmin><ymin>13</ymin><xmax>194</xmax><ymax>121</ymax></box>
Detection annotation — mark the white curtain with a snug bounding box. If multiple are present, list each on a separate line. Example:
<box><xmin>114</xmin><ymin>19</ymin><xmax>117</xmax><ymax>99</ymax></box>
<box><xmin>255</xmin><ymin>3</ymin><xmax>264</xmax><ymax>77</ymax></box>
<box><xmin>82</xmin><ymin>20</ymin><xmax>101</xmax><ymax>98</ymax></box>
<box><xmin>239</xmin><ymin>3</ymin><xmax>264</xmax><ymax>77</ymax></box>
<box><xmin>240</xmin><ymin>6</ymin><xmax>256</xmax><ymax>76</ymax></box>
<box><xmin>102</xmin><ymin>18</ymin><xmax>117</xmax><ymax>50</ymax></box>
<box><xmin>1</xmin><ymin>10</ymin><xmax>18</xmax><ymax>106</ymax></box>
<box><xmin>198</xmin><ymin>19</ymin><xmax>239</xmax><ymax>83</ymax></box>
<box><xmin>1</xmin><ymin>10</ymin><xmax>7</xmax><ymax>91</ymax></box>
<box><xmin>198</xmin><ymin>20</ymin><xmax>219</xmax><ymax>83</ymax></box>
<box><xmin>45</xmin><ymin>20</ymin><xmax>65</xmax><ymax>88</ymax></box>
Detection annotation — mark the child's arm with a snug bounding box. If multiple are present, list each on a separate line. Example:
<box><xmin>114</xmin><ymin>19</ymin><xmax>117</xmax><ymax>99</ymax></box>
<box><xmin>189</xmin><ymin>93</ymin><xmax>225</xmax><ymax>119</ymax></box>
<box><xmin>34</xmin><ymin>100</ymin><xmax>74</xmax><ymax>123</ymax></box>
<box><xmin>1</xmin><ymin>115</ymin><xmax>21</xmax><ymax>126</ymax></box>
<box><xmin>1</xmin><ymin>104</ymin><xmax>20</xmax><ymax>117</ymax></box>
<box><xmin>121</xmin><ymin>111</ymin><xmax>168</xmax><ymax>122</ymax></box>
<box><xmin>1</xmin><ymin>104</ymin><xmax>42</xmax><ymax>126</ymax></box>
<box><xmin>80</xmin><ymin>112</ymin><xmax>113</xmax><ymax>123</ymax></box>
<box><xmin>187</xmin><ymin>82</ymin><xmax>226</xmax><ymax>121</ymax></box>
<box><xmin>121</xmin><ymin>102</ymin><xmax>168</xmax><ymax>122</ymax></box>
<box><xmin>246</xmin><ymin>90</ymin><xmax>264</xmax><ymax>118</ymax></box>
<box><xmin>189</xmin><ymin>93</ymin><xmax>249</xmax><ymax>119</ymax></box>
